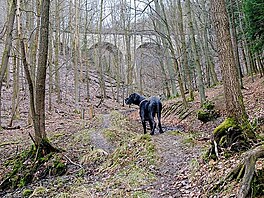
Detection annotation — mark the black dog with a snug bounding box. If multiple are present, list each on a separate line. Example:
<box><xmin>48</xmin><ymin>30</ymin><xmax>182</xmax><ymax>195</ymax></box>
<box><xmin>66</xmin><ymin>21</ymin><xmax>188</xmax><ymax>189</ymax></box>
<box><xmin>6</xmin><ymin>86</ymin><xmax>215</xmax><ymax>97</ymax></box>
<box><xmin>125</xmin><ymin>93</ymin><xmax>164</xmax><ymax>135</ymax></box>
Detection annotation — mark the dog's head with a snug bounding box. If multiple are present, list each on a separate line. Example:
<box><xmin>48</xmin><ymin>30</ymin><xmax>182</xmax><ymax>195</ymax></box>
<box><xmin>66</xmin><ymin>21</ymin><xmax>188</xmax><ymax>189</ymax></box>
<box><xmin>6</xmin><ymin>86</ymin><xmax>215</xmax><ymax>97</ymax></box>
<box><xmin>125</xmin><ymin>93</ymin><xmax>141</xmax><ymax>105</ymax></box>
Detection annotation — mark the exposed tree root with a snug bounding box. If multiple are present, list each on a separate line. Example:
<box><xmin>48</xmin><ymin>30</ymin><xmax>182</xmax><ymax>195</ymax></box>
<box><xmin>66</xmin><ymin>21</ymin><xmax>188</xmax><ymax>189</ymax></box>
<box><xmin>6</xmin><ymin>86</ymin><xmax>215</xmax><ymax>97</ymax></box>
<box><xmin>207</xmin><ymin>118</ymin><xmax>257</xmax><ymax>160</ymax></box>
<box><xmin>211</xmin><ymin>145</ymin><xmax>264</xmax><ymax>197</ymax></box>
<box><xmin>238</xmin><ymin>145</ymin><xmax>264</xmax><ymax>198</ymax></box>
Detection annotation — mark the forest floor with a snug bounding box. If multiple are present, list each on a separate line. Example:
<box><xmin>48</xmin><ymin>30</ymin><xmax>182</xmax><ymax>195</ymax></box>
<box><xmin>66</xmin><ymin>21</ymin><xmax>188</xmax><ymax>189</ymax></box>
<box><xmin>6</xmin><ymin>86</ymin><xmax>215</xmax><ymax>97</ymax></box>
<box><xmin>0</xmin><ymin>75</ymin><xmax>263</xmax><ymax>198</ymax></box>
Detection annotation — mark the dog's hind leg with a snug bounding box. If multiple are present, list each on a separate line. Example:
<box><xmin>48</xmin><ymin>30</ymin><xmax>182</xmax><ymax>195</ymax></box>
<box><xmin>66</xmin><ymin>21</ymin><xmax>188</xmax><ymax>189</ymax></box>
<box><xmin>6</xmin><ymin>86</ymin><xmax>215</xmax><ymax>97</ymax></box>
<box><xmin>149</xmin><ymin>120</ymin><xmax>156</xmax><ymax>135</ymax></box>
<box><xmin>157</xmin><ymin>104</ymin><xmax>164</xmax><ymax>133</ymax></box>
<box><xmin>149</xmin><ymin>113</ymin><xmax>156</xmax><ymax>135</ymax></box>
<box><xmin>142</xmin><ymin>121</ymin><xmax>147</xmax><ymax>134</ymax></box>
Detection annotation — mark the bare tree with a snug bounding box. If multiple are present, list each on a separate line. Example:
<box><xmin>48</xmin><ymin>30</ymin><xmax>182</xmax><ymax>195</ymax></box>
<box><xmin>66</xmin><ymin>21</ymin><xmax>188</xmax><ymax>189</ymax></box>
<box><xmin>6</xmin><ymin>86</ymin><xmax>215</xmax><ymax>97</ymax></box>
<box><xmin>186</xmin><ymin>0</ymin><xmax>205</xmax><ymax>105</ymax></box>
<box><xmin>17</xmin><ymin>0</ymin><xmax>57</xmax><ymax>151</ymax></box>
<box><xmin>177</xmin><ymin>0</ymin><xmax>194</xmax><ymax>100</ymax></box>
<box><xmin>0</xmin><ymin>0</ymin><xmax>16</xmax><ymax>126</ymax></box>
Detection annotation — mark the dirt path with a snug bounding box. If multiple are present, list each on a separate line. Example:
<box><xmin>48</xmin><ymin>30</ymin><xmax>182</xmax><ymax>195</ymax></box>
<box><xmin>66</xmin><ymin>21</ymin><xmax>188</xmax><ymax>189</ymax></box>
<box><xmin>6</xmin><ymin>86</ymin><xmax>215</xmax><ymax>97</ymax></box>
<box><xmin>89</xmin><ymin>114</ymin><xmax>114</xmax><ymax>153</ymax></box>
<box><xmin>149</xmin><ymin>131</ymin><xmax>202</xmax><ymax>197</ymax></box>
<box><xmin>123</xmin><ymin>109</ymin><xmax>203</xmax><ymax>197</ymax></box>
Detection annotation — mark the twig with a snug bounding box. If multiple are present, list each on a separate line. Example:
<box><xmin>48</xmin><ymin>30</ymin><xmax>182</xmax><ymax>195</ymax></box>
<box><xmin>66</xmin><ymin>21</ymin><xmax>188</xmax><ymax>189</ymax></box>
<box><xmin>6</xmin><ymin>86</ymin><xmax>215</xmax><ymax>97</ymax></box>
<box><xmin>2</xmin><ymin>126</ymin><xmax>21</xmax><ymax>130</ymax></box>
<box><xmin>0</xmin><ymin>141</ymin><xmax>20</xmax><ymax>147</ymax></box>
<box><xmin>63</xmin><ymin>154</ymin><xmax>83</xmax><ymax>169</ymax></box>
<box><xmin>28</xmin><ymin>132</ymin><xmax>36</xmax><ymax>146</ymax></box>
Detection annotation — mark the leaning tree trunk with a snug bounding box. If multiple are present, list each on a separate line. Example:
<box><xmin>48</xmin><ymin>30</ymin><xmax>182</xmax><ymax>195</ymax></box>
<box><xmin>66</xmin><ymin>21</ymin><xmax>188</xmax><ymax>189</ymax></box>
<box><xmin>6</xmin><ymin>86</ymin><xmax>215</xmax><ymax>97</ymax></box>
<box><xmin>17</xmin><ymin>0</ymin><xmax>38</xmax><ymax>137</ymax></box>
<box><xmin>18</xmin><ymin>0</ymin><xmax>55</xmax><ymax>150</ymax></box>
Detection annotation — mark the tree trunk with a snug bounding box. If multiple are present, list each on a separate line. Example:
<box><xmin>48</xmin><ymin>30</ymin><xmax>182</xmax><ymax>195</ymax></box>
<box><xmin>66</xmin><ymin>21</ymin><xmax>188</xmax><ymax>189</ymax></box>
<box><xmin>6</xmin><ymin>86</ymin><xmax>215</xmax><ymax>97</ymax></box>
<box><xmin>54</xmin><ymin>0</ymin><xmax>61</xmax><ymax>103</ymax></box>
<box><xmin>201</xmin><ymin>0</ymin><xmax>218</xmax><ymax>86</ymax></box>
<box><xmin>153</xmin><ymin>0</ymin><xmax>177</xmax><ymax>96</ymax></box>
<box><xmin>98</xmin><ymin>0</ymin><xmax>106</xmax><ymax>102</ymax></box>
<box><xmin>73</xmin><ymin>0</ymin><xmax>80</xmax><ymax>109</ymax></box>
<box><xmin>84</xmin><ymin>0</ymin><xmax>90</xmax><ymax>102</ymax></box>
<box><xmin>0</xmin><ymin>0</ymin><xmax>16</xmax><ymax>126</ymax></box>
<box><xmin>186</xmin><ymin>0</ymin><xmax>206</xmax><ymax>105</ymax></box>
<box><xmin>156</xmin><ymin>0</ymin><xmax>187</xmax><ymax>107</ymax></box>
<box><xmin>17</xmin><ymin>0</ymin><xmax>38</xmax><ymax>135</ymax></box>
<box><xmin>177</xmin><ymin>0</ymin><xmax>194</xmax><ymax>100</ymax></box>
<box><xmin>34</xmin><ymin>0</ymin><xmax>50</xmax><ymax>145</ymax></box>
<box><xmin>48</xmin><ymin>26</ymin><xmax>53</xmax><ymax>111</ymax></box>
<box><xmin>210</xmin><ymin>0</ymin><xmax>248</xmax><ymax>123</ymax></box>
<box><xmin>227</xmin><ymin>0</ymin><xmax>243</xmax><ymax>88</ymax></box>
<box><xmin>9</xmin><ymin>53</ymin><xmax>20</xmax><ymax>127</ymax></box>
<box><xmin>30</xmin><ymin>0</ymin><xmax>41</xmax><ymax>88</ymax></box>
<box><xmin>238</xmin><ymin>145</ymin><xmax>264</xmax><ymax>198</ymax></box>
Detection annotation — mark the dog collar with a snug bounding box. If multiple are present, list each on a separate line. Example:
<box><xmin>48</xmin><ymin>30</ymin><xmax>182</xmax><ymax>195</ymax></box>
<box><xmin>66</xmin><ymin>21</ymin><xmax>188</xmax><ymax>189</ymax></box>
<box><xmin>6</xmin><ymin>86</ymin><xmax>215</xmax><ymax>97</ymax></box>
<box><xmin>139</xmin><ymin>99</ymin><xmax>148</xmax><ymax>106</ymax></box>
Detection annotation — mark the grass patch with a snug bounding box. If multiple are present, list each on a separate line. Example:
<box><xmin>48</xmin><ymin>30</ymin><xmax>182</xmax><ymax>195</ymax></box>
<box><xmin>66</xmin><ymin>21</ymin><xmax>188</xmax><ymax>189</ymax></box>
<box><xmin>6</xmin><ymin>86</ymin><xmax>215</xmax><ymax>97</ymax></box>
<box><xmin>182</xmin><ymin>132</ymin><xmax>201</xmax><ymax>147</ymax></box>
<box><xmin>168</xmin><ymin>130</ymin><xmax>183</xmax><ymax>136</ymax></box>
<box><xmin>69</xmin><ymin>111</ymin><xmax>157</xmax><ymax>197</ymax></box>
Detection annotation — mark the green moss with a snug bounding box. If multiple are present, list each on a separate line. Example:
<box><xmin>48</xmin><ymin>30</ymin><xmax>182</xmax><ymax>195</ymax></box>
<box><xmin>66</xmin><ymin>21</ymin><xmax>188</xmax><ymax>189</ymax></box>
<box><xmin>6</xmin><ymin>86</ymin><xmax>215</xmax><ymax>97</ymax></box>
<box><xmin>197</xmin><ymin>110</ymin><xmax>211</xmax><ymax>122</ymax></box>
<box><xmin>22</xmin><ymin>189</ymin><xmax>33</xmax><ymax>197</ymax></box>
<box><xmin>202</xmin><ymin>100</ymin><xmax>215</xmax><ymax>110</ymax></box>
<box><xmin>103</xmin><ymin>129</ymin><xmax>116</xmax><ymax>141</ymax></box>
<box><xmin>132</xmin><ymin>191</ymin><xmax>151</xmax><ymax>198</ymax></box>
<box><xmin>187</xmin><ymin>97</ymin><xmax>194</xmax><ymax>102</ymax></box>
<box><xmin>1</xmin><ymin>144</ymin><xmax>65</xmax><ymax>191</ymax></box>
<box><xmin>213</xmin><ymin>117</ymin><xmax>237</xmax><ymax>136</ymax></box>
<box><xmin>18</xmin><ymin>173</ymin><xmax>32</xmax><ymax>188</ymax></box>
<box><xmin>252</xmin><ymin>170</ymin><xmax>264</xmax><ymax>196</ymax></box>
<box><xmin>223</xmin><ymin>150</ymin><xmax>232</xmax><ymax>158</ymax></box>
<box><xmin>140</xmin><ymin>134</ymin><xmax>152</xmax><ymax>141</ymax></box>
<box><xmin>40</xmin><ymin>153</ymin><xmax>53</xmax><ymax>163</ymax></box>
<box><xmin>52</xmin><ymin>159</ymin><xmax>67</xmax><ymax>176</ymax></box>
<box><xmin>219</xmin><ymin>136</ymin><xmax>227</xmax><ymax>147</ymax></box>
<box><xmin>168</xmin><ymin>93</ymin><xmax>180</xmax><ymax>99</ymax></box>
<box><xmin>183</xmin><ymin>136</ymin><xmax>194</xmax><ymax>144</ymax></box>
<box><xmin>31</xmin><ymin>186</ymin><xmax>47</xmax><ymax>196</ymax></box>
<box><xmin>168</xmin><ymin>130</ymin><xmax>182</xmax><ymax>136</ymax></box>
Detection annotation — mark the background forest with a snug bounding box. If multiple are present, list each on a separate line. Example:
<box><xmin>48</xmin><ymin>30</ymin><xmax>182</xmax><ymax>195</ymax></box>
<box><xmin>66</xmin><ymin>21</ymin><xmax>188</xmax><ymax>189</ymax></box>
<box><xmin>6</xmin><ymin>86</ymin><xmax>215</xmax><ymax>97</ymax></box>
<box><xmin>0</xmin><ymin>0</ymin><xmax>263</xmax><ymax>197</ymax></box>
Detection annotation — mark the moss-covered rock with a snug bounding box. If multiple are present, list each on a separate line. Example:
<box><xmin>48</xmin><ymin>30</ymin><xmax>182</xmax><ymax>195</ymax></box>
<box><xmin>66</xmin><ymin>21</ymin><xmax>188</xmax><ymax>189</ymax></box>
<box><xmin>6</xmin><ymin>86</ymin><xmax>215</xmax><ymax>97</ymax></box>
<box><xmin>202</xmin><ymin>100</ymin><xmax>215</xmax><ymax>110</ymax></box>
<box><xmin>197</xmin><ymin>110</ymin><xmax>212</xmax><ymax>123</ymax></box>
<box><xmin>197</xmin><ymin>101</ymin><xmax>219</xmax><ymax>123</ymax></box>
